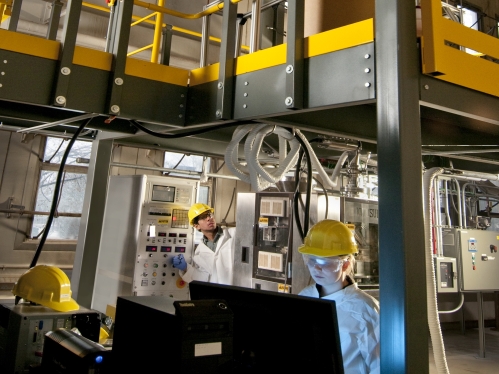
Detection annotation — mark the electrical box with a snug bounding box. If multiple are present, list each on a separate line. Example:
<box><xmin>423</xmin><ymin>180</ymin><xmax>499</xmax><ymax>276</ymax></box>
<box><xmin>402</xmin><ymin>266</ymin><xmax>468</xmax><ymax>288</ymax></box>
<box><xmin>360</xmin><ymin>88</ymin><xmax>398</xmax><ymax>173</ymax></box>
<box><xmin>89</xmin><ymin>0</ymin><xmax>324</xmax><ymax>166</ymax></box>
<box><xmin>435</xmin><ymin>257</ymin><xmax>458</xmax><ymax>293</ymax></box>
<box><xmin>233</xmin><ymin>192</ymin><xmax>317</xmax><ymax>294</ymax></box>
<box><xmin>0</xmin><ymin>302</ymin><xmax>100</xmax><ymax>374</ymax></box>
<box><xmin>458</xmin><ymin>229</ymin><xmax>499</xmax><ymax>291</ymax></box>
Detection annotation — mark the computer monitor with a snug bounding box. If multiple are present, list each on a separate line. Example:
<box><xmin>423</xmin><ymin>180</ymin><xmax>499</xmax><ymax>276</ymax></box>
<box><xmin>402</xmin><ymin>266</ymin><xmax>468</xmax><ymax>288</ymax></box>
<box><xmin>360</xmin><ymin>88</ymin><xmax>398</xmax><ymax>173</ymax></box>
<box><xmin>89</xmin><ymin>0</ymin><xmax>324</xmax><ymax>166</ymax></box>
<box><xmin>189</xmin><ymin>281</ymin><xmax>344</xmax><ymax>373</ymax></box>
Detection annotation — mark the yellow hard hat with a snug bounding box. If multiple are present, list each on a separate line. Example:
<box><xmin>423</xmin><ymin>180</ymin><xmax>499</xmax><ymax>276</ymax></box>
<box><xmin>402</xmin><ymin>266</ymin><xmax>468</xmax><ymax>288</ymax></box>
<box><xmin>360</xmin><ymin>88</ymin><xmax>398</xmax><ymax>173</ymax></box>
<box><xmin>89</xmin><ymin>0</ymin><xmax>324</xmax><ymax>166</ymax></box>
<box><xmin>12</xmin><ymin>265</ymin><xmax>79</xmax><ymax>312</ymax></box>
<box><xmin>188</xmin><ymin>203</ymin><xmax>214</xmax><ymax>225</ymax></box>
<box><xmin>298</xmin><ymin>220</ymin><xmax>358</xmax><ymax>257</ymax></box>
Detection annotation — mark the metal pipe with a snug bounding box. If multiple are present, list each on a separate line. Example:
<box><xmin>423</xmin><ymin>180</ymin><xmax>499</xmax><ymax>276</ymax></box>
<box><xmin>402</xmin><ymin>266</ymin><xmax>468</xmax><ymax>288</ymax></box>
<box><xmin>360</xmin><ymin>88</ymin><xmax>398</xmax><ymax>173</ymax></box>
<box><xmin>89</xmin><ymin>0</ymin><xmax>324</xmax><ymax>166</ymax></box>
<box><xmin>105</xmin><ymin>2</ymin><xmax>116</xmax><ymax>52</ymax></box>
<box><xmin>82</xmin><ymin>1</ymin><xmax>228</xmax><ymax>48</ymax></box>
<box><xmin>477</xmin><ymin>292</ymin><xmax>486</xmax><ymax>358</ymax></box>
<box><xmin>200</xmin><ymin>4</ymin><xmax>211</xmax><ymax>67</ymax></box>
<box><xmin>110</xmin><ymin>162</ymin><xmax>241</xmax><ymax>180</ymax></box>
<box><xmin>16</xmin><ymin>113</ymin><xmax>99</xmax><ymax>133</ymax></box>
<box><xmin>131</xmin><ymin>11</ymin><xmax>157</xmax><ymax>26</ymax></box>
<box><xmin>0</xmin><ymin>265</ymin><xmax>74</xmax><ymax>270</ymax></box>
<box><xmin>434</xmin><ymin>178</ymin><xmax>443</xmax><ymax>256</ymax></box>
<box><xmin>0</xmin><ymin>209</ymin><xmax>81</xmax><ymax>217</ymax></box>
<box><xmin>461</xmin><ymin>183</ymin><xmax>470</xmax><ymax>228</ymax></box>
<box><xmin>444</xmin><ymin>179</ymin><xmax>452</xmax><ymax>228</ymax></box>
<box><xmin>453</xmin><ymin>178</ymin><xmax>463</xmax><ymax>228</ymax></box>
<box><xmin>128</xmin><ymin>43</ymin><xmax>154</xmax><ymax>56</ymax></box>
<box><xmin>249</xmin><ymin>0</ymin><xmax>261</xmax><ymax>53</ymax></box>
<box><xmin>241</xmin><ymin>0</ymin><xmax>285</xmax><ymax>20</ymax></box>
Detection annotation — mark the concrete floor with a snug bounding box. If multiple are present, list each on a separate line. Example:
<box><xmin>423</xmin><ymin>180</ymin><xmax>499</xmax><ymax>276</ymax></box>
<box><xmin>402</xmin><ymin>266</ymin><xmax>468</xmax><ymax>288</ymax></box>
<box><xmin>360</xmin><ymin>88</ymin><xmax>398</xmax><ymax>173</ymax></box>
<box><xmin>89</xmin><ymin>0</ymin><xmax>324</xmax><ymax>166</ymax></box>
<box><xmin>429</xmin><ymin>328</ymin><xmax>499</xmax><ymax>373</ymax></box>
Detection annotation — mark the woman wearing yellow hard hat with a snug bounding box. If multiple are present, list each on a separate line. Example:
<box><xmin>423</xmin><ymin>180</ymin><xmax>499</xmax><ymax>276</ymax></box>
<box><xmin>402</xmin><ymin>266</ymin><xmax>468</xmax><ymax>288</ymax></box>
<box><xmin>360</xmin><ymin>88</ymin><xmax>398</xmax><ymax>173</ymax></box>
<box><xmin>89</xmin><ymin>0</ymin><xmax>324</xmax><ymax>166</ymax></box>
<box><xmin>298</xmin><ymin>220</ymin><xmax>380</xmax><ymax>374</ymax></box>
<box><xmin>172</xmin><ymin>203</ymin><xmax>236</xmax><ymax>285</ymax></box>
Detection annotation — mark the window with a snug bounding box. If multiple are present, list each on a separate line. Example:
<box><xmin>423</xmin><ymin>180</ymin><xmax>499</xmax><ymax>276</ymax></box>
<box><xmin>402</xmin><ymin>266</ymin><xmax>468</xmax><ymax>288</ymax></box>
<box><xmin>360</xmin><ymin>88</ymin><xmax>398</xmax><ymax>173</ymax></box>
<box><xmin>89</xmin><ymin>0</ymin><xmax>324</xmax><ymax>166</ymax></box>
<box><xmin>163</xmin><ymin>151</ymin><xmax>211</xmax><ymax>204</ymax></box>
<box><xmin>458</xmin><ymin>4</ymin><xmax>481</xmax><ymax>55</ymax></box>
<box><xmin>163</xmin><ymin>151</ymin><xmax>208</xmax><ymax>177</ymax></box>
<box><xmin>30</xmin><ymin>137</ymin><xmax>92</xmax><ymax>240</ymax></box>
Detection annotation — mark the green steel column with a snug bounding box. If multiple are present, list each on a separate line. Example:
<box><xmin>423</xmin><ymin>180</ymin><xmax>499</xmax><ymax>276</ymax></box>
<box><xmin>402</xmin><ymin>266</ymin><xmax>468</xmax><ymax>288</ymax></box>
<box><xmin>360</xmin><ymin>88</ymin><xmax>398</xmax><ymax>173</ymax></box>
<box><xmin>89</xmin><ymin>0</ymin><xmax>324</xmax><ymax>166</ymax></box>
<box><xmin>375</xmin><ymin>0</ymin><xmax>428</xmax><ymax>373</ymax></box>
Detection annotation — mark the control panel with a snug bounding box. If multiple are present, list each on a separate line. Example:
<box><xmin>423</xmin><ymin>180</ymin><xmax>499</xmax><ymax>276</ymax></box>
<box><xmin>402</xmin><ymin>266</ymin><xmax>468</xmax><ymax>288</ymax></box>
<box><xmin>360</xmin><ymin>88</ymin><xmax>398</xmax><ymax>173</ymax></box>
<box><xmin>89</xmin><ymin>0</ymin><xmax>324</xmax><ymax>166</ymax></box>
<box><xmin>134</xmin><ymin>179</ymin><xmax>196</xmax><ymax>299</ymax></box>
<box><xmin>92</xmin><ymin>175</ymin><xmax>198</xmax><ymax>314</ymax></box>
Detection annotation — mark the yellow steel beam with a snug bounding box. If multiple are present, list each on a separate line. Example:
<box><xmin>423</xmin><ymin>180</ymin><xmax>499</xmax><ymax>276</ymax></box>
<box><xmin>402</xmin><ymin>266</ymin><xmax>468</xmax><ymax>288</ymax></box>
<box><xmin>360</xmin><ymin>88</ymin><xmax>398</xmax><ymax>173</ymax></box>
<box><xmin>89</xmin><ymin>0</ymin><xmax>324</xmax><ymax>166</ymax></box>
<box><xmin>125</xmin><ymin>58</ymin><xmax>189</xmax><ymax>86</ymax></box>
<box><xmin>0</xmin><ymin>29</ymin><xmax>59</xmax><ymax>59</ymax></box>
<box><xmin>191</xmin><ymin>19</ymin><xmax>374</xmax><ymax>86</ymax></box>
<box><xmin>73</xmin><ymin>46</ymin><xmax>112</xmax><ymax>71</ymax></box>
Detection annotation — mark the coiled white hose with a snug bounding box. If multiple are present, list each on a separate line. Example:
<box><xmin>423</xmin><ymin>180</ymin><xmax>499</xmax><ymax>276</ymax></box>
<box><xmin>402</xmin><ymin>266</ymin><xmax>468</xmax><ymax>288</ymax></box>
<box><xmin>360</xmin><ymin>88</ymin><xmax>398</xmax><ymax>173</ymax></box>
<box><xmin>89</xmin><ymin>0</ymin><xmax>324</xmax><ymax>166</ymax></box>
<box><xmin>423</xmin><ymin>167</ymin><xmax>450</xmax><ymax>374</ymax></box>
<box><xmin>225</xmin><ymin>124</ymin><xmax>351</xmax><ymax>192</ymax></box>
<box><xmin>225</xmin><ymin>123</ymin><xmax>300</xmax><ymax>191</ymax></box>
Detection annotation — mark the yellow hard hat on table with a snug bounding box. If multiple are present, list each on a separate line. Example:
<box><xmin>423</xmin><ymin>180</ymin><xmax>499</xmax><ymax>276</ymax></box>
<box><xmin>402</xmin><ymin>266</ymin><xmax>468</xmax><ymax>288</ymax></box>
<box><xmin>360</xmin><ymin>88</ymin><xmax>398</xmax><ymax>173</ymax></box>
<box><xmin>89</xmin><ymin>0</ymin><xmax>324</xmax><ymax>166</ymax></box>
<box><xmin>12</xmin><ymin>265</ymin><xmax>79</xmax><ymax>312</ymax></box>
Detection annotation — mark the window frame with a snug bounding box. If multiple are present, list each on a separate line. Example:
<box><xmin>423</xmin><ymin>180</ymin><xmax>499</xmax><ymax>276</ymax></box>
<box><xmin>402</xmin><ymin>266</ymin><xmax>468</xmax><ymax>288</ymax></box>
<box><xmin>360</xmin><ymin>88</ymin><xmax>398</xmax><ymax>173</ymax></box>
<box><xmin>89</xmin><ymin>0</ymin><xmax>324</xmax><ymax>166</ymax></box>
<box><xmin>24</xmin><ymin>135</ymin><xmax>91</xmax><ymax>249</ymax></box>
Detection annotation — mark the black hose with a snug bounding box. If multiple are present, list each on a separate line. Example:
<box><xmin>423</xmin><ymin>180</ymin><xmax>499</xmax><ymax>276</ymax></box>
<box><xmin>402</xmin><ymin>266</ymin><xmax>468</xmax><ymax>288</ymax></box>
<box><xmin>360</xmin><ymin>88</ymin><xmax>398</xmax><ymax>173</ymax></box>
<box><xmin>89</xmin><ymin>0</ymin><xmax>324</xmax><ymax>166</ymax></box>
<box><xmin>129</xmin><ymin>119</ymin><xmax>256</xmax><ymax>138</ymax></box>
<box><xmin>292</xmin><ymin>132</ymin><xmax>313</xmax><ymax>236</ymax></box>
<box><xmin>294</xmin><ymin>149</ymin><xmax>305</xmax><ymax>240</ymax></box>
<box><xmin>30</xmin><ymin>118</ymin><xmax>93</xmax><ymax>268</ymax></box>
<box><xmin>312</xmin><ymin>175</ymin><xmax>328</xmax><ymax>219</ymax></box>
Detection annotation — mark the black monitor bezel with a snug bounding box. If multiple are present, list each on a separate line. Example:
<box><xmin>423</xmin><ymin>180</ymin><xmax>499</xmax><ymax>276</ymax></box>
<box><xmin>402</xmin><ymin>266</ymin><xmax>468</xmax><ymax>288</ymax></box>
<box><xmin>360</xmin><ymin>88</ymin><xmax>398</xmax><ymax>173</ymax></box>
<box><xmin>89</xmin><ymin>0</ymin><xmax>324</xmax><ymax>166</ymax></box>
<box><xmin>189</xmin><ymin>281</ymin><xmax>344</xmax><ymax>373</ymax></box>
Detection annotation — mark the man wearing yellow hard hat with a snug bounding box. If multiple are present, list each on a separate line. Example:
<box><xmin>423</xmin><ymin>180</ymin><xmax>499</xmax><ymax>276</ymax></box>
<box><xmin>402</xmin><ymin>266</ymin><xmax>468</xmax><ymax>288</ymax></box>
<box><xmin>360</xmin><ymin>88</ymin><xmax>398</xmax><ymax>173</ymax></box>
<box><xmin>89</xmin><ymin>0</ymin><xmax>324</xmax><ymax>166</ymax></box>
<box><xmin>172</xmin><ymin>203</ymin><xmax>236</xmax><ymax>285</ymax></box>
<box><xmin>298</xmin><ymin>220</ymin><xmax>380</xmax><ymax>374</ymax></box>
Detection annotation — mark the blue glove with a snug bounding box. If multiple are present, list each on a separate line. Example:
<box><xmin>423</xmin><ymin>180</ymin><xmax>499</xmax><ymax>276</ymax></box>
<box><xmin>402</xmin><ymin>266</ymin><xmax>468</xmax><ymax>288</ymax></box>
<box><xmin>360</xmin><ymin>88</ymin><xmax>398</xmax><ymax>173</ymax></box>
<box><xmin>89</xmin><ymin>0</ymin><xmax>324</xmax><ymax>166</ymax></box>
<box><xmin>172</xmin><ymin>254</ymin><xmax>187</xmax><ymax>271</ymax></box>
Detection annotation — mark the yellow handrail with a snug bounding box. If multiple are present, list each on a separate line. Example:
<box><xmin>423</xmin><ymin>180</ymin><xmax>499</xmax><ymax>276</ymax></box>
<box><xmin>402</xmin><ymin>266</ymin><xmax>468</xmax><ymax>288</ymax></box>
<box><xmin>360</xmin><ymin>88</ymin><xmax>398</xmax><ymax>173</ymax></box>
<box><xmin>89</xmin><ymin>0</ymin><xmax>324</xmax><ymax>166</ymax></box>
<box><xmin>80</xmin><ymin>1</ymin><xmax>248</xmax><ymax>58</ymax></box>
<box><xmin>133</xmin><ymin>0</ymin><xmax>243</xmax><ymax>20</ymax></box>
<box><xmin>131</xmin><ymin>11</ymin><xmax>157</xmax><ymax>27</ymax></box>
<box><xmin>128</xmin><ymin>43</ymin><xmax>154</xmax><ymax>57</ymax></box>
<box><xmin>1</xmin><ymin>0</ymin><xmax>12</xmax><ymax>23</ymax></box>
<box><xmin>151</xmin><ymin>0</ymin><xmax>164</xmax><ymax>63</ymax></box>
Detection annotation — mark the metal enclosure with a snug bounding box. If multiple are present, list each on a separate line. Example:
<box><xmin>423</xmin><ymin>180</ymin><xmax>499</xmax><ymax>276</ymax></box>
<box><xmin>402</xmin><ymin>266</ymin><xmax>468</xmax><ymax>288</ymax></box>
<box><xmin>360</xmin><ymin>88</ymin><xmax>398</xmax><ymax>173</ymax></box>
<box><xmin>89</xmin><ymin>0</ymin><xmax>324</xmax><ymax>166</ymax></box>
<box><xmin>443</xmin><ymin>228</ymin><xmax>499</xmax><ymax>291</ymax></box>
<box><xmin>91</xmin><ymin>175</ymin><xmax>198</xmax><ymax>313</ymax></box>
<box><xmin>234</xmin><ymin>192</ymin><xmax>317</xmax><ymax>294</ymax></box>
<box><xmin>341</xmin><ymin>198</ymin><xmax>379</xmax><ymax>287</ymax></box>
<box><xmin>434</xmin><ymin>257</ymin><xmax>458</xmax><ymax>293</ymax></box>
<box><xmin>0</xmin><ymin>302</ymin><xmax>100</xmax><ymax>374</ymax></box>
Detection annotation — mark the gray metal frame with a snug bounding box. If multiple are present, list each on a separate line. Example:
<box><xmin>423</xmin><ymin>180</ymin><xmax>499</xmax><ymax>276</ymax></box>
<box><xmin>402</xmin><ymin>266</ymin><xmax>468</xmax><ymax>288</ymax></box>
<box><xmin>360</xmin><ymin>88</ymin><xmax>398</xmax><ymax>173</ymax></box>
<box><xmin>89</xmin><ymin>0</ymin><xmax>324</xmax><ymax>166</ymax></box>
<box><xmin>375</xmin><ymin>1</ymin><xmax>428</xmax><ymax>372</ymax></box>
<box><xmin>72</xmin><ymin>136</ymin><xmax>113</xmax><ymax>307</ymax></box>
<box><xmin>284</xmin><ymin>0</ymin><xmax>304</xmax><ymax>110</ymax></box>
<box><xmin>216</xmin><ymin>0</ymin><xmax>237</xmax><ymax>120</ymax></box>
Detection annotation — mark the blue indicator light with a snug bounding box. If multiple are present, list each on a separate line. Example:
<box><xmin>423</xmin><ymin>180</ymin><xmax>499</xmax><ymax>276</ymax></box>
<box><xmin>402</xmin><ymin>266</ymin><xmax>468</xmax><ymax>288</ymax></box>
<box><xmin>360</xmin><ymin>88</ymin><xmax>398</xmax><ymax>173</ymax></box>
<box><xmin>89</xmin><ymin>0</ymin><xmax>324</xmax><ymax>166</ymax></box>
<box><xmin>95</xmin><ymin>356</ymin><xmax>103</xmax><ymax>364</ymax></box>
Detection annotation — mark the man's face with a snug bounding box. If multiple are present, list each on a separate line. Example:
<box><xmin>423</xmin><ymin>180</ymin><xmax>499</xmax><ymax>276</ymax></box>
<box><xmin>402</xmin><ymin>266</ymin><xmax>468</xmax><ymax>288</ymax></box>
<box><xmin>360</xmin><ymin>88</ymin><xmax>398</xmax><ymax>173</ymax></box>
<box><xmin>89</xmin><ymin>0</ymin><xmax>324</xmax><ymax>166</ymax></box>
<box><xmin>194</xmin><ymin>212</ymin><xmax>216</xmax><ymax>231</ymax></box>
<box><xmin>303</xmin><ymin>254</ymin><xmax>345</xmax><ymax>287</ymax></box>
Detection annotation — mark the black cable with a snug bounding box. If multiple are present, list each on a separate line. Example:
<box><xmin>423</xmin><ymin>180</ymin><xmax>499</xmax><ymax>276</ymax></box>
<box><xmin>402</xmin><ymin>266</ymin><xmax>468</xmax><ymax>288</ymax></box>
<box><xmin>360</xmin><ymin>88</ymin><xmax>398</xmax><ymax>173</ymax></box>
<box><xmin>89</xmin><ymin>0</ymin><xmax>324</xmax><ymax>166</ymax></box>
<box><xmin>312</xmin><ymin>174</ymin><xmax>328</xmax><ymax>219</ymax></box>
<box><xmin>222</xmin><ymin>187</ymin><xmax>237</xmax><ymax>224</ymax></box>
<box><xmin>45</xmin><ymin>138</ymin><xmax>65</xmax><ymax>163</ymax></box>
<box><xmin>293</xmin><ymin>148</ymin><xmax>305</xmax><ymax>240</ymax></box>
<box><xmin>164</xmin><ymin>154</ymin><xmax>185</xmax><ymax>175</ymax></box>
<box><xmin>30</xmin><ymin>118</ymin><xmax>93</xmax><ymax>268</ymax></box>
<box><xmin>129</xmin><ymin>119</ymin><xmax>257</xmax><ymax>139</ymax></box>
<box><xmin>291</xmin><ymin>131</ymin><xmax>312</xmax><ymax>236</ymax></box>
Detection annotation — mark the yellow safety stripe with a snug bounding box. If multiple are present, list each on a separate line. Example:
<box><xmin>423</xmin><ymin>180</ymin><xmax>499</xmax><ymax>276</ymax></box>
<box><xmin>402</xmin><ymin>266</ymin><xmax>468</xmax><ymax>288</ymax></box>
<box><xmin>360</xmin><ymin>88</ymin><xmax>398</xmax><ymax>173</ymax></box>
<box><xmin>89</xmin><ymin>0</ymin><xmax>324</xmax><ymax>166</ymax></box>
<box><xmin>0</xmin><ymin>29</ymin><xmax>59</xmax><ymax>60</ymax></box>
<box><xmin>73</xmin><ymin>46</ymin><xmax>112</xmax><ymax>71</ymax></box>
<box><xmin>125</xmin><ymin>58</ymin><xmax>189</xmax><ymax>86</ymax></box>
<box><xmin>189</xmin><ymin>18</ymin><xmax>374</xmax><ymax>86</ymax></box>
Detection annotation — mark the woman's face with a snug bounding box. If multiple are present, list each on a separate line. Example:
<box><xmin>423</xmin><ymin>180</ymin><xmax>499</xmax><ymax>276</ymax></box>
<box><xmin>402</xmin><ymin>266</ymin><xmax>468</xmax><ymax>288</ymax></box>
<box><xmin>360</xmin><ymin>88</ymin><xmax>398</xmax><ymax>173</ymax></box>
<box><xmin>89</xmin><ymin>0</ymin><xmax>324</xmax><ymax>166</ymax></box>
<box><xmin>303</xmin><ymin>254</ymin><xmax>345</xmax><ymax>287</ymax></box>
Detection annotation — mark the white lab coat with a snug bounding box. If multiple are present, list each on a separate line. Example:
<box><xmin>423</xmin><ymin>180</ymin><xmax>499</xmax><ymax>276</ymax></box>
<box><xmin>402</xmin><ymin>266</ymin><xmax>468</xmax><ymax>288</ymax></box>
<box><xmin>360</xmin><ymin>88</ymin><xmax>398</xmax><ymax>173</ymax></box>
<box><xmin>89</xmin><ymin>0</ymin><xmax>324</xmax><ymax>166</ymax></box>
<box><xmin>299</xmin><ymin>282</ymin><xmax>380</xmax><ymax>374</ymax></box>
<box><xmin>179</xmin><ymin>226</ymin><xmax>236</xmax><ymax>285</ymax></box>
